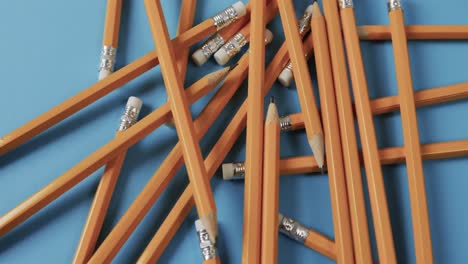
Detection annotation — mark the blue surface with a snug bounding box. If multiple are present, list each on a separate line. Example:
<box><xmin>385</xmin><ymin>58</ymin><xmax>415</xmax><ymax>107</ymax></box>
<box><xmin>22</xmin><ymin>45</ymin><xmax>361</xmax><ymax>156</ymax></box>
<box><xmin>1</xmin><ymin>0</ymin><xmax>467</xmax><ymax>263</ymax></box>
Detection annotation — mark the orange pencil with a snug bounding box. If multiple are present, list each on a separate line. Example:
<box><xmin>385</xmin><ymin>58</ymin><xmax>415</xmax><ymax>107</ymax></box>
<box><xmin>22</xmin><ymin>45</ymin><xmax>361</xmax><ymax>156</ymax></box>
<box><xmin>176</xmin><ymin>0</ymin><xmax>197</xmax><ymax>79</ymax></box>
<box><xmin>0</xmin><ymin>1</ymin><xmax>247</xmax><ymax>157</ymax></box>
<box><xmin>388</xmin><ymin>0</ymin><xmax>433</xmax><ymax>262</ymax></box>
<box><xmin>322</xmin><ymin>0</ymin><xmax>377</xmax><ymax>262</ymax></box>
<box><xmin>88</xmin><ymin>59</ymin><xmax>247</xmax><ymax>263</ymax></box>
<box><xmin>242</xmin><ymin>0</ymin><xmax>267</xmax><ymax>262</ymax></box>
<box><xmin>98</xmin><ymin>0</ymin><xmax>122</xmax><ymax>80</ymax></box>
<box><xmin>0</xmin><ymin>67</ymin><xmax>231</xmax><ymax>237</ymax></box>
<box><xmin>359</xmin><ymin>25</ymin><xmax>468</xmax><ymax>40</ymax></box>
<box><xmin>137</xmin><ymin>38</ymin><xmax>298</xmax><ymax>263</ymax></box>
<box><xmin>144</xmin><ymin>0</ymin><xmax>218</xmax><ymax>250</ymax></box>
<box><xmin>261</xmin><ymin>98</ymin><xmax>280</xmax><ymax>264</ymax></box>
<box><xmin>279</xmin><ymin>214</ymin><xmax>337</xmax><ymax>261</ymax></box>
<box><xmin>339</xmin><ymin>1</ymin><xmax>395</xmax><ymax>261</ymax></box>
<box><xmin>72</xmin><ymin>97</ymin><xmax>142</xmax><ymax>264</ymax></box>
<box><xmin>311</xmin><ymin>3</ymin><xmax>354</xmax><ymax>262</ymax></box>
<box><xmin>278</xmin><ymin>0</ymin><xmax>324</xmax><ymax>168</ymax></box>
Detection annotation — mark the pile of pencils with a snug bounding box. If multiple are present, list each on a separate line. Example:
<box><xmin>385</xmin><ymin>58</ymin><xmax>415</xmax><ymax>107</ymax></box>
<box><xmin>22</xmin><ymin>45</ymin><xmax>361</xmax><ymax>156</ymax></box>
<box><xmin>1</xmin><ymin>0</ymin><xmax>468</xmax><ymax>263</ymax></box>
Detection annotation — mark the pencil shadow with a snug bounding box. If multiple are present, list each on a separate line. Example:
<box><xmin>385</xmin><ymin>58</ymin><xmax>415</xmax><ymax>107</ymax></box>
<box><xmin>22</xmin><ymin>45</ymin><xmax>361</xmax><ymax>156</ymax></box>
<box><xmin>114</xmin><ymin>0</ymin><xmax>132</xmax><ymax>70</ymax></box>
<box><xmin>0</xmin><ymin>180</ymin><xmax>98</xmax><ymax>253</ymax></box>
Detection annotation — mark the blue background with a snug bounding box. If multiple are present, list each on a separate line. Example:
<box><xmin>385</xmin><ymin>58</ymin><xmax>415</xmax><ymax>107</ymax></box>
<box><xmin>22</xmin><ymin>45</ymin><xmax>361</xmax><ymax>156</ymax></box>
<box><xmin>1</xmin><ymin>0</ymin><xmax>467</xmax><ymax>263</ymax></box>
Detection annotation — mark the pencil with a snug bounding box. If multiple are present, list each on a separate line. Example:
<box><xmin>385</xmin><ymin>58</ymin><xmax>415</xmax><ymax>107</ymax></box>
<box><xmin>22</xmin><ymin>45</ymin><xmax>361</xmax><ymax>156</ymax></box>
<box><xmin>144</xmin><ymin>0</ymin><xmax>218</xmax><ymax>247</ymax></box>
<box><xmin>359</xmin><ymin>25</ymin><xmax>468</xmax><ymax>40</ymax></box>
<box><xmin>242</xmin><ymin>0</ymin><xmax>267</xmax><ymax>261</ymax></box>
<box><xmin>278</xmin><ymin>0</ymin><xmax>324</xmax><ymax>168</ymax></box>
<box><xmin>0</xmin><ymin>67</ymin><xmax>232</xmax><ymax>237</ymax></box>
<box><xmin>0</xmin><ymin>1</ymin><xmax>247</xmax><ymax>157</ymax></box>
<box><xmin>214</xmin><ymin>0</ymin><xmax>278</xmax><ymax>66</ymax></box>
<box><xmin>98</xmin><ymin>0</ymin><xmax>122</xmax><ymax>80</ymax></box>
<box><xmin>72</xmin><ymin>97</ymin><xmax>142</xmax><ymax>264</ymax></box>
<box><xmin>279</xmin><ymin>214</ymin><xmax>337</xmax><ymax>261</ymax></box>
<box><xmin>277</xmin><ymin>81</ymin><xmax>468</xmax><ymax>132</ymax></box>
<box><xmin>311</xmin><ymin>3</ymin><xmax>354</xmax><ymax>262</ymax></box>
<box><xmin>192</xmin><ymin>2</ymin><xmax>252</xmax><ymax>66</ymax></box>
<box><xmin>136</xmin><ymin>38</ymin><xmax>298</xmax><ymax>263</ymax></box>
<box><xmin>388</xmin><ymin>0</ymin><xmax>433</xmax><ymax>262</ymax></box>
<box><xmin>339</xmin><ymin>1</ymin><xmax>395</xmax><ymax>261</ymax></box>
<box><xmin>223</xmin><ymin>139</ymin><xmax>468</xmax><ymax>179</ymax></box>
<box><xmin>277</xmin><ymin>4</ymin><xmax>313</xmax><ymax>87</ymax></box>
<box><xmin>261</xmin><ymin>98</ymin><xmax>280</xmax><ymax>264</ymax></box>
<box><xmin>176</xmin><ymin>0</ymin><xmax>197</xmax><ymax>79</ymax></box>
<box><xmin>88</xmin><ymin>60</ymin><xmax>247</xmax><ymax>263</ymax></box>
<box><xmin>322</xmin><ymin>0</ymin><xmax>379</xmax><ymax>262</ymax></box>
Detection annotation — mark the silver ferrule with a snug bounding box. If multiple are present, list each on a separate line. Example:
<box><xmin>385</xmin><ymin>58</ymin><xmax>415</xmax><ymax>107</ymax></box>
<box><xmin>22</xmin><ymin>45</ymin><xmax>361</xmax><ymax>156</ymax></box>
<box><xmin>279</xmin><ymin>115</ymin><xmax>293</xmax><ymax>131</ymax></box>
<box><xmin>338</xmin><ymin>0</ymin><xmax>354</xmax><ymax>8</ymax></box>
<box><xmin>99</xmin><ymin>46</ymin><xmax>117</xmax><ymax>72</ymax></box>
<box><xmin>298</xmin><ymin>11</ymin><xmax>313</xmax><ymax>35</ymax></box>
<box><xmin>231</xmin><ymin>162</ymin><xmax>246</xmax><ymax>179</ymax></box>
<box><xmin>387</xmin><ymin>0</ymin><xmax>402</xmax><ymax>11</ymax></box>
<box><xmin>221</xmin><ymin>32</ymin><xmax>247</xmax><ymax>58</ymax></box>
<box><xmin>279</xmin><ymin>214</ymin><xmax>309</xmax><ymax>243</ymax></box>
<box><xmin>195</xmin><ymin>220</ymin><xmax>217</xmax><ymax>260</ymax></box>
<box><xmin>119</xmin><ymin>105</ymin><xmax>140</xmax><ymax>131</ymax></box>
<box><xmin>211</xmin><ymin>5</ymin><xmax>240</xmax><ymax>30</ymax></box>
<box><xmin>200</xmin><ymin>33</ymin><xmax>225</xmax><ymax>58</ymax></box>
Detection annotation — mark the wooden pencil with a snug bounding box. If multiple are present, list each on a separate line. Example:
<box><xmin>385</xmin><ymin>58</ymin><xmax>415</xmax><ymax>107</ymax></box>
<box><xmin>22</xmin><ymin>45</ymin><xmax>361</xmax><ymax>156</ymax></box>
<box><xmin>0</xmin><ymin>67</ymin><xmax>232</xmax><ymax>237</ymax></box>
<box><xmin>88</xmin><ymin>58</ymin><xmax>248</xmax><ymax>263</ymax></box>
<box><xmin>280</xmin><ymin>81</ymin><xmax>468</xmax><ymax>131</ymax></box>
<box><xmin>277</xmin><ymin>0</ymin><xmax>324</xmax><ymax>168</ymax></box>
<box><xmin>0</xmin><ymin>1</ymin><xmax>246</xmax><ymax>157</ymax></box>
<box><xmin>144</xmin><ymin>0</ymin><xmax>218</xmax><ymax>247</ymax></box>
<box><xmin>213</xmin><ymin>1</ymin><xmax>278</xmax><ymax>65</ymax></box>
<box><xmin>339</xmin><ymin>1</ymin><xmax>395</xmax><ymax>262</ymax></box>
<box><xmin>136</xmin><ymin>38</ymin><xmax>297</xmax><ymax>263</ymax></box>
<box><xmin>242</xmin><ymin>0</ymin><xmax>267</xmax><ymax>261</ymax></box>
<box><xmin>279</xmin><ymin>214</ymin><xmax>337</xmax><ymax>261</ymax></box>
<box><xmin>261</xmin><ymin>98</ymin><xmax>280</xmax><ymax>264</ymax></box>
<box><xmin>388</xmin><ymin>1</ymin><xmax>433</xmax><ymax>262</ymax></box>
<box><xmin>72</xmin><ymin>97</ymin><xmax>142</xmax><ymax>264</ymax></box>
<box><xmin>228</xmin><ymin>139</ymin><xmax>468</xmax><ymax>177</ymax></box>
<box><xmin>311</xmin><ymin>3</ymin><xmax>355</xmax><ymax>263</ymax></box>
<box><xmin>359</xmin><ymin>25</ymin><xmax>468</xmax><ymax>40</ymax></box>
<box><xmin>98</xmin><ymin>0</ymin><xmax>123</xmax><ymax>80</ymax></box>
<box><xmin>176</xmin><ymin>0</ymin><xmax>197</xmax><ymax>79</ymax></box>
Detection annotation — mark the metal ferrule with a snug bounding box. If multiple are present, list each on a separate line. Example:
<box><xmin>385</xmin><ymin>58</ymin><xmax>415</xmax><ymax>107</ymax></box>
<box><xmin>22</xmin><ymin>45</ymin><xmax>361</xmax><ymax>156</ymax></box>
<box><xmin>230</xmin><ymin>162</ymin><xmax>246</xmax><ymax>179</ymax></box>
<box><xmin>279</xmin><ymin>115</ymin><xmax>292</xmax><ymax>131</ymax></box>
<box><xmin>279</xmin><ymin>215</ymin><xmax>309</xmax><ymax>243</ymax></box>
<box><xmin>387</xmin><ymin>0</ymin><xmax>402</xmax><ymax>11</ymax></box>
<box><xmin>196</xmin><ymin>221</ymin><xmax>217</xmax><ymax>260</ymax></box>
<box><xmin>119</xmin><ymin>105</ymin><xmax>140</xmax><ymax>131</ymax></box>
<box><xmin>99</xmin><ymin>46</ymin><xmax>117</xmax><ymax>72</ymax></box>
<box><xmin>221</xmin><ymin>32</ymin><xmax>247</xmax><ymax>58</ymax></box>
<box><xmin>200</xmin><ymin>33</ymin><xmax>225</xmax><ymax>58</ymax></box>
<box><xmin>211</xmin><ymin>5</ymin><xmax>240</xmax><ymax>30</ymax></box>
<box><xmin>298</xmin><ymin>11</ymin><xmax>313</xmax><ymax>36</ymax></box>
<box><xmin>338</xmin><ymin>0</ymin><xmax>354</xmax><ymax>9</ymax></box>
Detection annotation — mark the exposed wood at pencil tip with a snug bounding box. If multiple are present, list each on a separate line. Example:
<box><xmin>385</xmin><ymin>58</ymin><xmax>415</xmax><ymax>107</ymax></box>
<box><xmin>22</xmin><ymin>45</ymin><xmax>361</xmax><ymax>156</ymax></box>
<box><xmin>312</xmin><ymin>1</ymin><xmax>321</xmax><ymax>16</ymax></box>
<box><xmin>266</xmin><ymin>101</ymin><xmax>279</xmax><ymax>123</ymax></box>
<box><xmin>207</xmin><ymin>66</ymin><xmax>234</xmax><ymax>85</ymax></box>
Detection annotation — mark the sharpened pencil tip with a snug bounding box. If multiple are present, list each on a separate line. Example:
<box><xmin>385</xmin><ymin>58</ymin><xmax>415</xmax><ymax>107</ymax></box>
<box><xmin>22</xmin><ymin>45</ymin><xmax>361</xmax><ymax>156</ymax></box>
<box><xmin>312</xmin><ymin>1</ymin><xmax>322</xmax><ymax>17</ymax></box>
<box><xmin>270</xmin><ymin>96</ymin><xmax>275</xmax><ymax>104</ymax></box>
<box><xmin>321</xmin><ymin>167</ymin><xmax>325</xmax><ymax>175</ymax></box>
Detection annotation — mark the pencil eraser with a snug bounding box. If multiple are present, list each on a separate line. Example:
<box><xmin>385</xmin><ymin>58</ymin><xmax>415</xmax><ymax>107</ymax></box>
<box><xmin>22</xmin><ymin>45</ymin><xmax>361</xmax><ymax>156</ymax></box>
<box><xmin>265</xmin><ymin>29</ymin><xmax>274</xmax><ymax>45</ymax></box>
<box><xmin>222</xmin><ymin>163</ymin><xmax>236</xmax><ymax>180</ymax></box>
<box><xmin>213</xmin><ymin>48</ymin><xmax>230</xmax><ymax>66</ymax></box>
<box><xmin>278</xmin><ymin>68</ymin><xmax>294</xmax><ymax>87</ymax></box>
<box><xmin>127</xmin><ymin>96</ymin><xmax>143</xmax><ymax>111</ymax></box>
<box><xmin>232</xmin><ymin>1</ymin><xmax>247</xmax><ymax>17</ymax></box>
<box><xmin>192</xmin><ymin>49</ymin><xmax>208</xmax><ymax>66</ymax></box>
<box><xmin>98</xmin><ymin>69</ymin><xmax>112</xmax><ymax>80</ymax></box>
<box><xmin>305</xmin><ymin>4</ymin><xmax>314</xmax><ymax>14</ymax></box>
